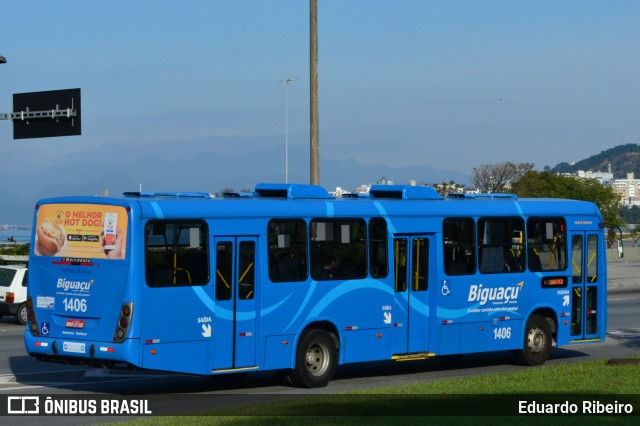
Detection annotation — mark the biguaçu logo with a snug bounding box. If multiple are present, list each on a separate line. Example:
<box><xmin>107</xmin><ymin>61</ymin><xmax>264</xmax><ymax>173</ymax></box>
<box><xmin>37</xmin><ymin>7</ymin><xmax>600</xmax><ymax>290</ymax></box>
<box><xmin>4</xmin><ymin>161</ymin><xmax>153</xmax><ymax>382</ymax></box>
<box><xmin>468</xmin><ymin>282</ymin><xmax>523</xmax><ymax>306</ymax></box>
<box><xmin>57</xmin><ymin>278</ymin><xmax>94</xmax><ymax>292</ymax></box>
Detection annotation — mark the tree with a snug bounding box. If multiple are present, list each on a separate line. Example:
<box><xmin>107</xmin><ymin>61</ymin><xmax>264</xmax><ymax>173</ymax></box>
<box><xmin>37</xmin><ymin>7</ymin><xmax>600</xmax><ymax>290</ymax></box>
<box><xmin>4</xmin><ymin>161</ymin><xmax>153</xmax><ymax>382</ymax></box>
<box><xmin>471</xmin><ymin>162</ymin><xmax>534</xmax><ymax>193</ymax></box>
<box><xmin>432</xmin><ymin>180</ymin><xmax>465</xmax><ymax>197</ymax></box>
<box><xmin>511</xmin><ymin>171</ymin><xmax>622</xmax><ymax>227</ymax></box>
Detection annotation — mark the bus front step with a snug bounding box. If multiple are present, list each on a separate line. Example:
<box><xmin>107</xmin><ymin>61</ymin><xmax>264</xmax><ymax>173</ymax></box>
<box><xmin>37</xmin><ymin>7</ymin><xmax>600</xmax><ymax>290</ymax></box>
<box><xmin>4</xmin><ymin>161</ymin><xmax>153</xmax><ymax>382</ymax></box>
<box><xmin>392</xmin><ymin>352</ymin><xmax>435</xmax><ymax>362</ymax></box>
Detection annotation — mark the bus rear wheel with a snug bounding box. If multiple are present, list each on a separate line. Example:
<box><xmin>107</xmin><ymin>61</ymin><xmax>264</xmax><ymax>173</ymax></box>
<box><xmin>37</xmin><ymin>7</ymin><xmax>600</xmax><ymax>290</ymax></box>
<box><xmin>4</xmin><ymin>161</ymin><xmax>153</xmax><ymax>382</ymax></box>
<box><xmin>289</xmin><ymin>329</ymin><xmax>337</xmax><ymax>388</ymax></box>
<box><xmin>518</xmin><ymin>314</ymin><xmax>551</xmax><ymax>366</ymax></box>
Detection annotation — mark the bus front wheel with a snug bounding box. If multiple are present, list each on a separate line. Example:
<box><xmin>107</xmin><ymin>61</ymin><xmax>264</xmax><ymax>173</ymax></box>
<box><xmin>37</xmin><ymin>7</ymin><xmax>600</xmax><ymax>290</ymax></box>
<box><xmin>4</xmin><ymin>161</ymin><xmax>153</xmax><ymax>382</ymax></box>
<box><xmin>289</xmin><ymin>329</ymin><xmax>338</xmax><ymax>388</ymax></box>
<box><xmin>518</xmin><ymin>314</ymin><xmax>551</xmax><ymax>366</ymax></box>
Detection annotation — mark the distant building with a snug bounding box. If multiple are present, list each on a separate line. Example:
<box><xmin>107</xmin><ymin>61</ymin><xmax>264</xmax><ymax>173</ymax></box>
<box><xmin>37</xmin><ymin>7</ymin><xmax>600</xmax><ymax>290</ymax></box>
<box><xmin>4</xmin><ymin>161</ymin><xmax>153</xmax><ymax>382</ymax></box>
<box><xmin>612</xmin><ymin>173</ymin><xmax>640</xmax><ymax>207</ymax></box>
<box><xmin>331</xmin><ymin>187</ymin><xmax>352</xmax><ymax>198</ymax></box>
<box><xmin>353</xmin><ymin>184</ymin><xmax>371</xmax><ymax>194</ymax></box>
<box><xmin>94</xmin><ymin>188</ymin><xmax>109</xmax><ymax>197</ymax></box>
<box><xmin>576</xmin><ymin>163</ymin><xmax>614</xmax><ymax>186</ymax></box>
<box><xmin>375</xmin><ymin>177</ymin><xmax>394</xmax><ymax>185</ymax></box>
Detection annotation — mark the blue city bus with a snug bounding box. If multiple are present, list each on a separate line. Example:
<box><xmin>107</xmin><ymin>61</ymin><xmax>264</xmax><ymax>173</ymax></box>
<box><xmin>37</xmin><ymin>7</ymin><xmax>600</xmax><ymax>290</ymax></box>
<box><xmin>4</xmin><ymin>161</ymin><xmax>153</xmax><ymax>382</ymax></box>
<box><xmin>25</xmin><ymin>183</ymin><xmax>608</xmax><ymax>387</ymax></box>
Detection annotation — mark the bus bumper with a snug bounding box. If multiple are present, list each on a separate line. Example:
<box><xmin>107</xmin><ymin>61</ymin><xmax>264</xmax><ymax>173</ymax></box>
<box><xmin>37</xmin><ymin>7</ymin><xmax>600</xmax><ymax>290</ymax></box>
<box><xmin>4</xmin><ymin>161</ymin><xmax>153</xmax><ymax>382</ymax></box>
<box><xmin>24</xmin><ymin>332</ymin><xmax>140</xmax><ymax>367</ymax></box>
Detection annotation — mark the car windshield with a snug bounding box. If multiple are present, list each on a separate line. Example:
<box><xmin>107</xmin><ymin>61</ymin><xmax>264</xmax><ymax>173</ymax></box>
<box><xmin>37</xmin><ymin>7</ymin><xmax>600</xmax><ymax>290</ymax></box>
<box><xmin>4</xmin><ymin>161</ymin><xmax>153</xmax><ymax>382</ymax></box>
<box><xmin>0</xmin><ymin>268</ymin><xmax>18</xmax><ymax>287</ymax></box>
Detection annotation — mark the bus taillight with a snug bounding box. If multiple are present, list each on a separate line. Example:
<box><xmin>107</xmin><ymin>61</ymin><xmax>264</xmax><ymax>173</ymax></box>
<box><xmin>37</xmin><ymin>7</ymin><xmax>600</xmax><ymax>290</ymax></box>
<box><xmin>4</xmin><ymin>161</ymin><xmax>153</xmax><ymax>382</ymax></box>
<box><xmin>113</xmin><ymin>302</ymin><xmax>133</xmax><ymax>343</ymax></box>
<box><xmin>26</xmin><ymin>297</ymin><xmax>39</xmax><ymax>336</ymax></box>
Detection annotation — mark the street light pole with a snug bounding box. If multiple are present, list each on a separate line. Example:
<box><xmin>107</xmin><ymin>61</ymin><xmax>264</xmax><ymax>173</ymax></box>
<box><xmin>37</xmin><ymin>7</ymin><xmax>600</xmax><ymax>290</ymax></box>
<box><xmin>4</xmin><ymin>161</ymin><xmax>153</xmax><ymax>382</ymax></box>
<box><xmin>0</xmin><ymin>55</ymin><xmax>6</xmax><ymax>64</ymax></box>
<box><xmin>310</xmin><ymin>0</ymin><xmax>320</xmax><ymax>185</ymax></box>
<box><xmin>277</xmin><ymin>78</ymin><xmax>295</xmax><ymax>183</ymax></box>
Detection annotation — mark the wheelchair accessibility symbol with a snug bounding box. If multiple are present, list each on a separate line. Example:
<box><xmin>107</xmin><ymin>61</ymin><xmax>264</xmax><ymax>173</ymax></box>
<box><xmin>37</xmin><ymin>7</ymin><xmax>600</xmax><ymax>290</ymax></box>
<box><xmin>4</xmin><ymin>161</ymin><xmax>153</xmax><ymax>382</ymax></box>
<box><xmin>441</xmin><ymin>280</ymin><xmax>451</xmax><ymax>296</ymax></box>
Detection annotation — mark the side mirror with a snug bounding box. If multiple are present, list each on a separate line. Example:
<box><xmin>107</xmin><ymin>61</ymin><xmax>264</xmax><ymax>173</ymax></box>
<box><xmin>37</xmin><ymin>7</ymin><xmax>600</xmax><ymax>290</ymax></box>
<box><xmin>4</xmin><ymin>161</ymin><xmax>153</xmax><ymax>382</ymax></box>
<box><xmin>617</xmin><ymin>239</ymin><xmax>624</xmax><ymax>258</ymax></box>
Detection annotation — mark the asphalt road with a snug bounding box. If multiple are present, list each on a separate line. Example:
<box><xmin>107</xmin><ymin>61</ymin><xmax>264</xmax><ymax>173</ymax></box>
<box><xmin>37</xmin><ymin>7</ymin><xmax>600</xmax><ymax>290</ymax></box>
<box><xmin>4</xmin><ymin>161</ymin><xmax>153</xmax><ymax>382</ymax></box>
<box><xmin>0</xmin><ymin>262</ymin><xmax>638</xmax><ymax>423</ymax></box>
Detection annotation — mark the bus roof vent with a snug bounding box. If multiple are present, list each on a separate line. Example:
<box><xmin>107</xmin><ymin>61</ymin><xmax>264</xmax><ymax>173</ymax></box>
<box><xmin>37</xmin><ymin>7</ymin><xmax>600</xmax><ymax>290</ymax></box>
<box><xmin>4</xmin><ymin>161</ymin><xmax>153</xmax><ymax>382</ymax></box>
<box><xmin>341</xmin><ymin>192</ymin><xmax>370</xmax><ymax>199</ymax></box>
<box><xmin>123</xmin><ymin>191</ymin><xmax>212</xmax><ymax>199</ymax></box>
<box><xmin>222</xmin><ymin>191</ymin><xmax>254</xmax><ymax>198</ymax></box>
<box><xmin>369</xmin><ymin>185</ymin><xmax>443</xmax><ymax>200</ymax></box>
<box><xmin>254</xmin><ymin>183</ymin><xmax>333</xmax><ymax>199</ymax></box>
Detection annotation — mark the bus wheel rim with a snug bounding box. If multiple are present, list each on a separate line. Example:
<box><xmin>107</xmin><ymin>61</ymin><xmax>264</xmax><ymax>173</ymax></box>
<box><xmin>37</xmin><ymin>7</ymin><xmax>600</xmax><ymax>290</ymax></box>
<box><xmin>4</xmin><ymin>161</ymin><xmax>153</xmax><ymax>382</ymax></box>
<box><xmin>306</xmin><ymin>342</ymin><xmax>330</xmax><ymax>377</ymax></box>
<box><xmin>527</xmin><ymin>326</ymin><xmax>546</xmax><ymax>354</ymax></box>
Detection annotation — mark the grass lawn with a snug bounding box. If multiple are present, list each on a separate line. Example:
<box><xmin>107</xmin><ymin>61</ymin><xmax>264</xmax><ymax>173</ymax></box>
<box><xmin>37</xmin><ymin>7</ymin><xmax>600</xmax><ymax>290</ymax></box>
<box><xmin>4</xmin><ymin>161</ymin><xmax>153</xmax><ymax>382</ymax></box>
<box><xmin>118</xmin><ymin>357</ymin><xmax>640</xmax><ymax>425</ymax></box>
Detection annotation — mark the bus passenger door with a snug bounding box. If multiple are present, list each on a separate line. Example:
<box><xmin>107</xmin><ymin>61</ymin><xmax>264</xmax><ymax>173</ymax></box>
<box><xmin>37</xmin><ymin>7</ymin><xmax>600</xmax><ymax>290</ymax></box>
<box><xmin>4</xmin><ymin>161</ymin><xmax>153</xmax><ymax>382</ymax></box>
<box><xmin>391</xmin><ymin>235</ymin><xmax>432</xmax><ymax>355</ymax></box>
<box><xmin>212</xmin><ymin>236</ymin><xmax>258</xmax><ymax>371</ymax></box>
<box><xmin>569</xmin><ymin>232</ymin><xmax>602</xmax><ymax>340</ymax></box>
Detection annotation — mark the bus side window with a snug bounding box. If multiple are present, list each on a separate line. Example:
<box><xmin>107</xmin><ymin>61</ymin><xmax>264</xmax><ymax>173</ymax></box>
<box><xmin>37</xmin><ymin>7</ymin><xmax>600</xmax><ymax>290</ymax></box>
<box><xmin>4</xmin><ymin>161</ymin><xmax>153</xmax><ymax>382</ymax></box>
<box><xmin>443</xmin><ymin>218</ymin><xmax>476</xmax><ymax>275</ymax></box>
<box><xmin>478</xmin><ymin>217</ymin><xmax>524</xmax><ymax>274</ymax></box>
<box><xmin>527</xmin><ymin>217</ymin><xmax>567</xmax><ymax>271</ymax></box>
<box><xmin>268</xmin><ymin>219</ymin><xmax>308</xmax><ymax>282</ymax></box>
<box><xmin>369</xmin><ymin>217</ymin><xmax>388</xmax><ymax>278</ymax></box>
<box><xmin>310</xmin><ymin>218</ymin><xmax>367</xmax><ymax>281</ymax></box>
<box><xmin>145</xmin><ymin>220</ymin><xmax>209</xmax><ymax>287</ymax></box>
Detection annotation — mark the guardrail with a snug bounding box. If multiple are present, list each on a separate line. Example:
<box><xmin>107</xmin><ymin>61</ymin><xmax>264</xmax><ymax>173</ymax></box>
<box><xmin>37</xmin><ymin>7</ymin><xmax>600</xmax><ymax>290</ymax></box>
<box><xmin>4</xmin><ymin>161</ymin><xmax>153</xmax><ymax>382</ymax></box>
<box><xmin>0</xmin><ymin>255</ymin><xmax>29</xmax><ymax>261</ymax></box>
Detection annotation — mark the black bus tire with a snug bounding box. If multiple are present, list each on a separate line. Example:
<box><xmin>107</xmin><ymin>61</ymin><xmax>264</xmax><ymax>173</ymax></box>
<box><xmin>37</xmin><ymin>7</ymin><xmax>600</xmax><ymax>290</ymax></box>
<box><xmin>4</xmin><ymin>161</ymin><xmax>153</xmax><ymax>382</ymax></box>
<box><xmin>518</xmin><ymin>314</ymin><xmax>551</xmax><ymax>366</ymax></box>
<box><xmin>289</xmin><ymin>328</ymin><xmax>338</xmax><ymax>388</ymax></box>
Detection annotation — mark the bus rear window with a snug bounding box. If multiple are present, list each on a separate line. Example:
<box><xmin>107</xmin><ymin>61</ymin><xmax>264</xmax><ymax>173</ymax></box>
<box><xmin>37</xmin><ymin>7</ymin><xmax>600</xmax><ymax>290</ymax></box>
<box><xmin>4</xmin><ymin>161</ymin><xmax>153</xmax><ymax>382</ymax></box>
<box><xmin>145</xmin><ymin>220</ymin><xmax>209</xmax><ymax>287</ymax></box>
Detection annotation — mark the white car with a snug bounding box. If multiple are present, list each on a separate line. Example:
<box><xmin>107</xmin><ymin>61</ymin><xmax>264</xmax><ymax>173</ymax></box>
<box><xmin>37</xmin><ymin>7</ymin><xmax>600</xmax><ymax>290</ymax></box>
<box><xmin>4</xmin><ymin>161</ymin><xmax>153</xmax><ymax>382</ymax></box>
<box><xmin>0</xmin><ymin>264</ymin><xmax>28</xmax><ymax>325</ymax></box>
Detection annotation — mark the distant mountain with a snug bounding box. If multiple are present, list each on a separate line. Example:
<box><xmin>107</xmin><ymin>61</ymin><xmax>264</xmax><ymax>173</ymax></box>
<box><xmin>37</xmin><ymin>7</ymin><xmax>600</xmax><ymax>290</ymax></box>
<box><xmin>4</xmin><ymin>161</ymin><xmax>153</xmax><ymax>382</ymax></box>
<box><xmin>0</xmin><ymin>138</ymin><xmax>469</xmax><ymax>225</ymax></box>
<box><xmin>550</xmin><ymin>143</ymin><xmax>640</xmax><ymax>178</ymax></box>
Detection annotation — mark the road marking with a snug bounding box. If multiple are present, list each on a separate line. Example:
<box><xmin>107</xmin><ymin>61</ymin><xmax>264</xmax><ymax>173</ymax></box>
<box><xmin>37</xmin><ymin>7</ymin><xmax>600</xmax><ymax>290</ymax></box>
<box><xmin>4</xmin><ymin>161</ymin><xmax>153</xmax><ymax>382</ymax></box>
<box><xmin>609</xmin><ymin>296</ymin><xmax>636</xmax><ymax>301</ymax></box>
<box><xmin>0</xmin><ymin>368</ymin><xmax>88</xmax><ymax>378</ymax></box>
<box><xmin>0</xmin><ymin>368</ymin><xmax>175</xmax><ymax>393</ymax></box>
<box><xmin>607</xmin><ymin>329</ymin><xmax>640</xmax><ymax>338</ymax></box>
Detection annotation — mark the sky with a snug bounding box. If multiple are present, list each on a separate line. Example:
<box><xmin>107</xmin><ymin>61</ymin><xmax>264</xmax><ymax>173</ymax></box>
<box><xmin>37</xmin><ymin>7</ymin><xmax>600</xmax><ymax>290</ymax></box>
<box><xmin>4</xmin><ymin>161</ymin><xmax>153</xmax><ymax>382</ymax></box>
<box><xmin>1</xmin><ymin>1</ymin><xmax>639</xmax><ymax>195</ymax></box>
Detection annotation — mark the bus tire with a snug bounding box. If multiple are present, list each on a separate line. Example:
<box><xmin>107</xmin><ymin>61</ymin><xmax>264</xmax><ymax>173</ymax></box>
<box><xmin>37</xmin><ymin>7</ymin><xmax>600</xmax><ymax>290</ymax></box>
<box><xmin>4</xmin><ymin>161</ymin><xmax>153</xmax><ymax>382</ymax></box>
<box><xmin>16</xmin><ymin>303</ymin><xmax>27</xmax><ymax>326</ymax></box>
<box><xmin>289</xmin><ymin>329</ymin><xmax>338</xmax><ymax>388</ymax></box>
<box><xmin>518</xmin><ymin>314</ymin><xmax>551</xmax><ymax>366</ymax></box>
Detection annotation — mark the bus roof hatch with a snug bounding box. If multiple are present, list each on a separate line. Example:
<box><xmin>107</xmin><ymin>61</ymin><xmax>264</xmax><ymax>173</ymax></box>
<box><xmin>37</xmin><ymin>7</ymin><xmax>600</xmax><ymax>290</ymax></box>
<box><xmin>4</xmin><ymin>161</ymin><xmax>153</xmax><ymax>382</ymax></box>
<box><xmin>369</xmin><ymin>185</ymin><xmax>443</xmax><ymax>200</ymax></box>
<box><xmin>254</xmin><ymin>183</ymin><xmax>333</xmax><ymax>199</ymax></box>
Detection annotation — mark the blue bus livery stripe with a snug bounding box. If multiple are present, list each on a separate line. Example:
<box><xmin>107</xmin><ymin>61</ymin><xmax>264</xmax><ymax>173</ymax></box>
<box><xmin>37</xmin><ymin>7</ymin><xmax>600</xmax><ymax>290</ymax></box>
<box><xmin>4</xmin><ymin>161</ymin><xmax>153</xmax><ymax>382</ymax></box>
<box><xmin>150</xmin><ymin>201</ymin><xmax>164</xmax><ymax>218</ymax></box>
<box><xmin>191</xmin><ymin>287</ymin><xmax>214</xmax><ymax>312</ymax></box>
<box><xmin>307</xmin><ymin>280</ymin><xmax>394</xmax><ymax>320</ymax></box>
<box><xmin>514</xmin><ymin>201</ymin><xmax>524</xmax><ymax>217</ymax></box>
<box><xmin>373</xmin><ymin>201</ymin><xmax>397</xmax><ymax>233</ymax></box>
<box><xmin>285</xmin><ymin>282</ymin><xmax>318</xmax><ymax>331</ymax></box>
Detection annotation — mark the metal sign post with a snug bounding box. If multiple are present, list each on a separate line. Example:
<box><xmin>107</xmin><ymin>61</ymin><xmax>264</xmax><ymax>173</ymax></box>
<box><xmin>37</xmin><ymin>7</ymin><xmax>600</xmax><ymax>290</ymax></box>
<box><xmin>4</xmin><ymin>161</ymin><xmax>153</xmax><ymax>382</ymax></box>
<box><xmin>0</xmin><ymin>88</ymin><xmax>81</xmax><ymax>139</ymax></box>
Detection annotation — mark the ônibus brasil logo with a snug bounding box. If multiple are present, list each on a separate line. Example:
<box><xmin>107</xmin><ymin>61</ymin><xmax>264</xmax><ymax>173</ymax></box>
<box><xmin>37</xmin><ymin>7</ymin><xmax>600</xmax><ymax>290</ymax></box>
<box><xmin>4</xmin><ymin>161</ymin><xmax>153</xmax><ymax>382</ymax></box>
<box><xmin>468</xmin><ymin>282</ymin><xmax>524</xmax><ymax>306</ymax></box>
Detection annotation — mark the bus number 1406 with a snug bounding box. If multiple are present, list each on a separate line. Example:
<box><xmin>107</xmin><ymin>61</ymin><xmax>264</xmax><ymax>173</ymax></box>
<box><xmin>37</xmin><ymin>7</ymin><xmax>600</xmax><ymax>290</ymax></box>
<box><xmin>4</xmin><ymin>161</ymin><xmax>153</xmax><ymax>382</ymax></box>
<box><xmin>63</xmin><ymin>297</ymin><xmax>87</xmax><ymax>313</ymax></box>
<box><xmin>493</xmin><ymin>327</ymin><xmax>512</xmax><ymax>340</ymax></box>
